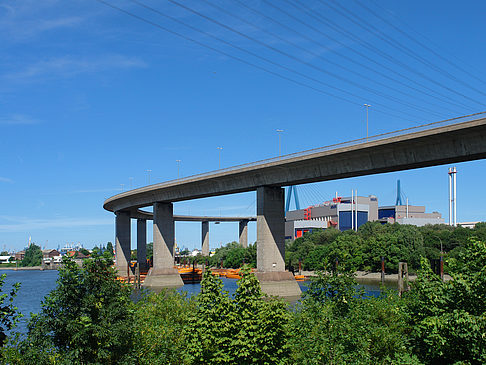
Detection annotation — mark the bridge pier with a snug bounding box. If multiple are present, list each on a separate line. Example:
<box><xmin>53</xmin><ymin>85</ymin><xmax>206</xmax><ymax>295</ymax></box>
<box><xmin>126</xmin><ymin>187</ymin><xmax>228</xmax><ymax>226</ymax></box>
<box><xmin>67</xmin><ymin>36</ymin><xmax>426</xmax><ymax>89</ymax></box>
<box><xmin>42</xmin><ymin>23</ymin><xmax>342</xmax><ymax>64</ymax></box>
<box><xmin>137</xmin><ymin>218</ymin><xmax>147</xmax><ymax>271</ymax></box>
<box><xmin>143</xmin><ymin>202</ymin><xmax>183</xmax><ymax>289</ymax></box>
<box><xmin>201</xmin><ymin>221</ymin><xmax>209</xmax><ymax>256</ymax></box>
<box><xmin>239</xmin><ymin>219</ymin><xmax>248</xmax><ymax>248</ymax></box>
<box><xmin>255</xmin><ymin>186</ymin><xmax>301</xmax><ymax>298</ymax></box>
<box><xmin>115</xmin><ymin>211</ymin><xmax>132</xmax><ymax>277</ymax></box>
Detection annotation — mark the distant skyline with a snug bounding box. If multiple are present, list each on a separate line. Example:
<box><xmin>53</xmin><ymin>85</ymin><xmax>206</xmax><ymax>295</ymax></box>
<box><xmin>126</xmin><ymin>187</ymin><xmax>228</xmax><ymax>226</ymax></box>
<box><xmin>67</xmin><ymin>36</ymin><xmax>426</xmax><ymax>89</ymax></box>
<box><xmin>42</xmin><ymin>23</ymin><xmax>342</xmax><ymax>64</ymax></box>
<box><xmin>1</xmin><ymin>0</ymin><xmax>485</xmax><ymax>251</ymax></box>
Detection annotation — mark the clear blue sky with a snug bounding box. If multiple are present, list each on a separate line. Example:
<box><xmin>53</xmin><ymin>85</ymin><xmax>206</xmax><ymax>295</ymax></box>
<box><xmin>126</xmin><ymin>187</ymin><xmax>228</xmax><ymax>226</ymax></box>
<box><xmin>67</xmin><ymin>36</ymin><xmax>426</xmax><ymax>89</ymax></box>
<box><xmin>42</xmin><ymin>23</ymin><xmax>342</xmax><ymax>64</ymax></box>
<box><xmin>1</xmin><ymin>0</ymin><xmax>485</xmax><ymax>252</ymax></box>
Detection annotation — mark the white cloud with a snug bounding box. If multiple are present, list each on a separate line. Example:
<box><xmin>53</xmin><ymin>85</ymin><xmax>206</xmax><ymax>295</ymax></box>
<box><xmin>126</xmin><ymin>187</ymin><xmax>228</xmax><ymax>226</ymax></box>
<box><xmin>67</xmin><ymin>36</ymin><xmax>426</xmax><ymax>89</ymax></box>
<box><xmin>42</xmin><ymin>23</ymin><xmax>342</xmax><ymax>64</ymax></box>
<box><xmin>5</xmin><ymin>54</ymin><xmax>147</xmax><ymax>81</ymax></box>
<box><xmin>0</xmin><ymin>216</ymin><xmax>113</xmax><ymax>233</ymax></box>
<box><xmin>0</xmin><ymin>177</ymin><xmax>13</xmax><ymax>183</ymax></box>
<box><xmin>0</xmin><ymin>114</ymin><xmax>39</xmax><ymax>125</ymax></box>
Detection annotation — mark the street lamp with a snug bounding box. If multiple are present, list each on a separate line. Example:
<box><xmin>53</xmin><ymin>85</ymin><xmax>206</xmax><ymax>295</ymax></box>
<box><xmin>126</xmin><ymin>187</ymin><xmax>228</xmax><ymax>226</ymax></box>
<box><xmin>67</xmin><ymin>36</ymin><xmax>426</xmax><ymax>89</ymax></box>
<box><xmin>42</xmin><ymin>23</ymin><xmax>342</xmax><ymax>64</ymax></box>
<box><xmin>217</xmin><ymin>147</ymin><xmax>223</xmax><ymax>169</ymax></box>
<box><xmin>276</xmin><ymin>129</ymin><xmax>284</xmax><ymax>158</ymax></box>
<box><xmin>120</xmin><ymin>183</ymin><xmax>125</xmax><ymax>192</ymax></box>
<box><xmin>364</xmin><ymin>104</ymin><xmax>371</xmax><ymax>141</ymax></box>
<box><xmin>176</xmin><ymin>160</ymin><xmax>181</xmax><ymax>179</ymax></box>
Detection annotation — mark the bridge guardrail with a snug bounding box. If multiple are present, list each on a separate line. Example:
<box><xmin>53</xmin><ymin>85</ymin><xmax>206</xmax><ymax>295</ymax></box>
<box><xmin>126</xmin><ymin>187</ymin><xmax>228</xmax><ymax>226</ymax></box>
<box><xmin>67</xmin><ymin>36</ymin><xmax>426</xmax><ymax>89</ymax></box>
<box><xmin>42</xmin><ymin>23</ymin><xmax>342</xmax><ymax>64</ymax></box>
<box><xmin>112</xmin><ymin>112</ymin><xmax>486</xmax><ymax>197</ymax></box>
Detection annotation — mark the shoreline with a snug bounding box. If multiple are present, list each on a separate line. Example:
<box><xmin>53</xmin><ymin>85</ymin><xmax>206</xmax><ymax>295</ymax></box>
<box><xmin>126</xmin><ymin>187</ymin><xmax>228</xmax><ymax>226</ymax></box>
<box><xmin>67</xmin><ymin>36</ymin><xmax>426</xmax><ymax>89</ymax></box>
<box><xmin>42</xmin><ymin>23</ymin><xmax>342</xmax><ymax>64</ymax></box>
<box><xmin>299</xmin><ymin>270</ymin><xmax>452</xmax><ymax>283</ymax></box>
<box><xmin>0</xmin><ymin>266</ymin><xmax>53</xmax><ymax>271</ymax></box>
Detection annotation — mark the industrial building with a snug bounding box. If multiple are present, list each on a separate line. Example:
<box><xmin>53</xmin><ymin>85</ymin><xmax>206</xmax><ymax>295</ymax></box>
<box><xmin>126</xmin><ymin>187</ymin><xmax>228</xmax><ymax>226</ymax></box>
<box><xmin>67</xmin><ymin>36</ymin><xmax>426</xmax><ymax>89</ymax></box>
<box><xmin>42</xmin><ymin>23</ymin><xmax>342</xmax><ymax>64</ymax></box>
<box><xmin>285</xmin><ymin>195</ymin><xmax>378</xmax><ymax>240</ymax></box>
<box><xmin>285</xmin><ymin>193</ymin><xmax>444</xmax><ymax>240</ymax></box>
<box><xmin>378</xmin><ymin>205</ymin><xmax>444</xmax><ymax>226</ymax></box>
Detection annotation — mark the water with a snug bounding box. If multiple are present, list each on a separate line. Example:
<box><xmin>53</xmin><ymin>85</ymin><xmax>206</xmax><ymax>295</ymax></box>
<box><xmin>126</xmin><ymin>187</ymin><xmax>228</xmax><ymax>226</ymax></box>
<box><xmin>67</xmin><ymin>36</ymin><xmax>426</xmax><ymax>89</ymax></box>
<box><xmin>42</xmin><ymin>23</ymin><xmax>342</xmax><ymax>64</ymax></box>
<box><xmin>1</xmin><ymin>270</ymin><xmax>387</xmax><ymax>334</ymax></box>
<box><xmin>0</xmin><ymin>270</ymin><xmax>59</xmax><ymax>334</ymax></box>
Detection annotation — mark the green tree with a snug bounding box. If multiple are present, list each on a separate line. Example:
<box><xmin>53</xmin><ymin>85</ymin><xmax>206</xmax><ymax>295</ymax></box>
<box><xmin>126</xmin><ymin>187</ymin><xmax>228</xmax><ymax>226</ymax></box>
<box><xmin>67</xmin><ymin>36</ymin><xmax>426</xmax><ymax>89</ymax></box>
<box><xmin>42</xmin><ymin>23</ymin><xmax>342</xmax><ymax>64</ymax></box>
<box><xmin>404</xmin><ymin>239</ymin><xmax>486</xmax><ymax>364</ymax></box>
<box><xmin>0</xmin><ymin>274</ymin><xmax>21</xmax><ymax>349</ymax></box>
<box><xmin>185</xmin><ymin>267</ymin><xmax>290</xmax><ymax>364</ymax></box>
<box><xmin>133</xmin><ymin>290</ymin><xmax>194</xmax><ymax>364</ymax></box>
<box><xmin>146</xmin><ymin>242</ymin><xmax>153</xmax><ymax>260</ymax></box>
<box><xmin>79</xmin><ymin>248</ymin><xmax>90</xmax><ymax>257</ymax></box>
<box><xmin>11</xmin><ymin>257</ymin><xmax>134</xmax><ymax>364</ymax></box>
<box><xmin>291</xmin><ymin>262</ymin><xmax>418</xmax><ymax>364</ymax></box>
<box><xmin>106</xmin><ymin>241</ymin><xmax>114</xmax><ymax>254</ymax></box>
<box><xmin>21</xmin><ymin>244</ymin><xmax>42</xmax><ymax>267</ymax></box>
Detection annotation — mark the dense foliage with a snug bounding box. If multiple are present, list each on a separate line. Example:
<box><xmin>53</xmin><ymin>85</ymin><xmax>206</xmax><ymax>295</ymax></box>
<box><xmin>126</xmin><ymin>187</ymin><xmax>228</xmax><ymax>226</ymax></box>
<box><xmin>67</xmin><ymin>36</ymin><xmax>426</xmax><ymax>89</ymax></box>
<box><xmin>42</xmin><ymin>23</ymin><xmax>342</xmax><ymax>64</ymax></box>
<box><xmin>5</xmin><ymin>257</ymin><xmax>134</xmax><ymax>364</ymax></box>
<box><xmin>404</xmin><ymin>239</ymin><xmax>486</xmax><ymax>364</ymax></box>
<box><xmin>0</xmin><ymin>274</ymin><xmax>21</xmax><ymax>350</ymax></box>
<box><xmin>1</xmin><ymin>225</ymin><xmax>486</xmax><ymax>364</ymax></box>
<box><xmin>286</xmin><ymin>222</ymin><xmax>486</xmax><ymax>273</ymax></box>
<box><xmin>21</xmin><ymin>244</ymin><xmax>43</xmax><ymax>267</ymax></box>
<box><xmin>185</xmin><ymin>267</ymin><xmax>290</xmax><ymax>364</ymax></box>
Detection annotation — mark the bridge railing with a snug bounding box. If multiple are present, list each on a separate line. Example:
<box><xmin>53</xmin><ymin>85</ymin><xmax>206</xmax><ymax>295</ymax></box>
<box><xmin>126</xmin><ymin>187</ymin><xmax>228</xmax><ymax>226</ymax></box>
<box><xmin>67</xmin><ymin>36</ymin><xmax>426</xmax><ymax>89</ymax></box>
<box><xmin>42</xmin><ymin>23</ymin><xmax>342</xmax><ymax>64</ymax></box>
<box><xmin>115</xmin><ymin>112</ymin><xmax>486</xmax><ymax>195</ymax></box>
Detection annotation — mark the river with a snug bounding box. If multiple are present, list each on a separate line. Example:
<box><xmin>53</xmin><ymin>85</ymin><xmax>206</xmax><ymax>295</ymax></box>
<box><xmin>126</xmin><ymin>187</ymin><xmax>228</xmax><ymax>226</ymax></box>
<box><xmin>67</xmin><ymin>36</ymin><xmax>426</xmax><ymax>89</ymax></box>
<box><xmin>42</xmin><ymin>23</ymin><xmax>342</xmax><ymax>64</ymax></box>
<box><xmin>0</xmin><ymin>270</ymin><xmax>385</xmax><ymax>334</ymax></box>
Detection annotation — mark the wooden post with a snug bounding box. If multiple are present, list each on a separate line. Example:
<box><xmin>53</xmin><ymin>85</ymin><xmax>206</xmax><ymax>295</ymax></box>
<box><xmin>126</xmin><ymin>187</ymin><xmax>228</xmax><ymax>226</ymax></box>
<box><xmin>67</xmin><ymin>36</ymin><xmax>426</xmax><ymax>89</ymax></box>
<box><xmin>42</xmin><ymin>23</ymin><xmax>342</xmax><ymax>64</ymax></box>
<box><xmin>398</xmin><ymin>262</ymin><xmax>409</xmax><ymax>297</ymax></box>
<box><xmin>381</xmin><ymin>256</ymin><xmax>385</xmax><ymax>284</ymax></box>
<box><xmin>298</xmin><ymin>258</ymin><xmax>302</xmax><ymax>275</ymax></box>
<box><xmin>440</xmin><ymin>255</ymin><xmax>444</xmax><ymax>281</ymax></box>
<box><xmin>135</xmin><ymin>263</ymin><xmax>140</xmax><ymax>290</ymax></box>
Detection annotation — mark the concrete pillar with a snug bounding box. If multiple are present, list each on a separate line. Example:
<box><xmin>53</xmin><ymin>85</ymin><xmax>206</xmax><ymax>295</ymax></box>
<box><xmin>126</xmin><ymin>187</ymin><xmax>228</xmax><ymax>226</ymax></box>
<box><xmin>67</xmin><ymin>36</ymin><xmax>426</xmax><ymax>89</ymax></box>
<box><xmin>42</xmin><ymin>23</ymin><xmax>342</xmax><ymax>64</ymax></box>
<box><xmin>239</xmin><ymin>219</ymin><xmax>249</xmax><ymax>248</ymax></box>
<box><xmin>115</xmin><ymin>211</ymin><xmax>131</xmax><ymax>277</ymax></box>
<box><xmin>137</xmin><ymin>218</ymin><xmax>147</xmax><ymax>271</ymax></box>
<box><xmin>256</xmin><ymin>186</ymin><xmax>285</xmax><ymax>272</ymax></box>
<box><xmin>255</xmin><ymin>186</ymin><xmax>301</xmax><ymax>298</ymax></box>
<box><xmin>143</xmin><ymin>202</ymin><xmax>183</xmax><ymax>289</ymax></box>
<box><xmin>201</xmin><ymin>221</ymin><xmax>209</xmax><ymax>256</ymax></box>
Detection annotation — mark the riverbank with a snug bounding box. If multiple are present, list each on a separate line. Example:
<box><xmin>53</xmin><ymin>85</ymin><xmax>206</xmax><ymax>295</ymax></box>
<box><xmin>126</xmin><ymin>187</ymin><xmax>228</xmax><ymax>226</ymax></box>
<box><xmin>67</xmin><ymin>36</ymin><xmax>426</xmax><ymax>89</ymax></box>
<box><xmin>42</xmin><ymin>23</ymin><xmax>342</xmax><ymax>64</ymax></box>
<box><xmin>299</xmin><ymin>270</ymin><xmax>452</xmax><ymax>284</ymax></box>
<box><xmin>0</xmin><ymin>265</ymin><xmax>59</xmax><ymax>271</ymax></box>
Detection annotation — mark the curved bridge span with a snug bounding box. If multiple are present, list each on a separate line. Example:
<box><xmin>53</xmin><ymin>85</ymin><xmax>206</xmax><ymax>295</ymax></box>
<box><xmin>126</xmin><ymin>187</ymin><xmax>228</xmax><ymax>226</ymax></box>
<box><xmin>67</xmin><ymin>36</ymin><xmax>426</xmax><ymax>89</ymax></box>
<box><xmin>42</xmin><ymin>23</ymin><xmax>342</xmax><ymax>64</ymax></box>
<box><xmin>104</xmin><ymin>114</ymin><xmax>486</xmax><ymax>297</ymax></box>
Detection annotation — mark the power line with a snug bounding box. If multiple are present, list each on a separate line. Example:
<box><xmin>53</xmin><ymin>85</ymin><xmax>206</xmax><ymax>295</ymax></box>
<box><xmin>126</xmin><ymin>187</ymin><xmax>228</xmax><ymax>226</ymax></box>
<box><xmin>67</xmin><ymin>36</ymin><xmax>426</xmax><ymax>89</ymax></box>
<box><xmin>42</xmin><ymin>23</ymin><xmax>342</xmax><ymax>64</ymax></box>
<box><xmin>121</xmin><ymin>0</ymin><xmax>427</xmax><ymax>121</ymax></box>
<box><xmin>198</xmin><ymin>0</ymin><xmax>449</xmax><ymax>118</ymax></box>
<box><xmin>95</xmin><ymin>0</ymin><xmax>411</xmax><ymax>122</ymax></box>
<box><xmin>365</xmin><ymin>0</ymin><xmax>486</xmax><ymax>88</ymax></box>
<box><xmin>164</xmin><ymin>0</ymin><xmax>436</xmax><ymax>119</ymax></box>
<box><xmin>234</xmin><ymin>0</ymin><xmax>467</xmax><ymax>115</ymax></box>
<box><xmin>330</xmin><ymin>0</ymin><xmax>486</xmax><ymax>99</ymax></box>
<box><xmin>319</xmin><ymin>0</ymin><xmax>486</xmax><ymax>106</ymax></box>
<box><xmin>273</xmin><ymin>0</ymin><xmax>476</xmax><ymax>111</ymax></box>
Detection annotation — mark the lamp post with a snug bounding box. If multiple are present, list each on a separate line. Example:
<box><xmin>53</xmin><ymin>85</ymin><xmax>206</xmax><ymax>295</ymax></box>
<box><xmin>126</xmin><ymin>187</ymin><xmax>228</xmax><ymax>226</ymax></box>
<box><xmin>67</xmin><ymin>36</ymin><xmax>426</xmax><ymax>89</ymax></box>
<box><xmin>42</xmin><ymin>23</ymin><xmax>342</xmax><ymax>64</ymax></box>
<box><xmin>176</xmin><ymin>160</ymin><xmax>181</xmax><ymax>179</ymax></box>
<box><xmin>120</xmin><ymin>183</ymin><xmax>124</xmax><ymax>192</ymax></box>
<box><xmin>364</xmin><ymin>104</ymin><xmax>371</xmax><ymax>141</ymax></box>
<box><xmin>276</xmin><ymin>129</ymin><xmax>284</xmax><ymax>158</ymax></box>
<box><xmin>217</xmin><ymin>147</ymin><xmax>223</xmax><ymax>169</ymax></box>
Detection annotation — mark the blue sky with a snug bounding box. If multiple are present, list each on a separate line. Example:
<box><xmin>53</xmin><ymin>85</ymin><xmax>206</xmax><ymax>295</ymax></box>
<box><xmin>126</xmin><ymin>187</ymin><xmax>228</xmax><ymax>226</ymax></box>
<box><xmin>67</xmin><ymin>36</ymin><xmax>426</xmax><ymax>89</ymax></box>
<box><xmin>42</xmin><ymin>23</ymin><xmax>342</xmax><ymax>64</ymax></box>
<box><xmin>1</xmin><ymin>0</ymin><xmax>485</xmax><ymax>252</ymax></box>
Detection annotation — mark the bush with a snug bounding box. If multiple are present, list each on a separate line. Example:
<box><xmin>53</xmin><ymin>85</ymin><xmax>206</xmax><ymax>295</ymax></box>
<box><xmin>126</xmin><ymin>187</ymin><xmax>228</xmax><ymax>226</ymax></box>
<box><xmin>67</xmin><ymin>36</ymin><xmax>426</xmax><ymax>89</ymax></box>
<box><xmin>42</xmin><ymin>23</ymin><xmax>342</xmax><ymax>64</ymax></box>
<box><xmin>404</xmin><ymin>239</ymin><xmax>486</xmax><ymax>364</ymax></box>
<box><xmin>133</xmin><ymin>290</ymin><xmax>194</xmax><ymax>364</ymax></box>
<box><xmin>7</xmin><ymin>257</ymin><xmax>134</xmax><ymax>364</ymax></box>
<box><xmin>291</xmin><ymin>265</ymin><xmax>419</xmax><ymax>364</ymax></box>
<box><xmin>185</xmin><ymin>267</ymin><xmax>290</xmax><ymax>364</ymax></box>
<box><xmin>21</xmin><ymin>244</ymin><xmax>42</xmax><ymax>267</ymax></box>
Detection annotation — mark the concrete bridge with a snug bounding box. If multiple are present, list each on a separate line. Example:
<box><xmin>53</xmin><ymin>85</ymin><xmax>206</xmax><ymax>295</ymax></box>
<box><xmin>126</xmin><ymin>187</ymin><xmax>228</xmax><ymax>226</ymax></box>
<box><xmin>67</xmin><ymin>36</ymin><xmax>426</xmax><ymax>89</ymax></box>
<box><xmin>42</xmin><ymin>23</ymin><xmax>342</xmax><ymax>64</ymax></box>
<box><xmin>104</xmin><ymin>113</ymin><xmax>486</xmax><ymax>297</ymax></box>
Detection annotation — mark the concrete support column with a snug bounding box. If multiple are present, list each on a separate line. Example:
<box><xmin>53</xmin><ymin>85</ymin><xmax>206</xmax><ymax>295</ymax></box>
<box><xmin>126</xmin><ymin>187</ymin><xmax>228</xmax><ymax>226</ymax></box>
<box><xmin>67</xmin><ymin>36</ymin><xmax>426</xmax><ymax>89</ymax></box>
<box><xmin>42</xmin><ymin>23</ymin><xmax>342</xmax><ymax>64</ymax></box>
<box><xmin>136</xmin><ymin>218</ymin><xmax>147</xmax><ymax>271</ymax></box>
<box><xmin>115</xmin><ymin>211</ymin><xmax>131</xmax><ymax>277</ymax></box>
<box><xmin>143</xmin><ymin>202</ymin><xmax>183</xmax><ymax>289</ymax></box>
<box><xmin>256</xmin><ymin>186</ymin><xmax>285</xmax><ymax>272</ymax></box>
<box><xmin>153</xmin><ymin>202</ymin><xmax>175</xmax><ymax>270</ymax></box>
<box><xmin>239</xmin><ymin>220</ymin><xmax>249</xmax><ymax>248</ymax></box>
<box><xmin>255</xmin><ymin>186</ymin><xmax>301</xmax><ymax>298</ymax></box>
<box><xmin>201</xmin><ymin>221</ymin><xmax>209</xmax><ymax>256</ymax></box>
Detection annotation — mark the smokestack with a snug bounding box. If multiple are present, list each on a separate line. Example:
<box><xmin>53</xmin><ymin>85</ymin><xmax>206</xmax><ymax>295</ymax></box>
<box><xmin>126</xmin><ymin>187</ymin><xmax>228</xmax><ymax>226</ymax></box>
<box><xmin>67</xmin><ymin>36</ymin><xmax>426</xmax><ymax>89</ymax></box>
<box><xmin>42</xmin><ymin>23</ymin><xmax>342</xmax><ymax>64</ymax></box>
<box><xmin>448</xmin><ymin>168</ymin><xmax>452</xmax><ymax>226</ymax></box>
<box><xmin>453</xmin><ymin>166</ymin><xmax>457</xmax><ymax>227</ymax></box>
<box><xmin>448</xmin><ymin>167</ymin><xmax>457</xmax><ymax>226</ymax></box>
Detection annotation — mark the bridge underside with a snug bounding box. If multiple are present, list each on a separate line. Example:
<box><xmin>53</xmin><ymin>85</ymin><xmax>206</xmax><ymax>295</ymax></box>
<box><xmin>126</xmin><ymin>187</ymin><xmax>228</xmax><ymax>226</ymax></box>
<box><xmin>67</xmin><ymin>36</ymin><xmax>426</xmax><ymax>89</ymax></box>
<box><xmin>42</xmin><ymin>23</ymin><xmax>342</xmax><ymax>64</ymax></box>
<box><xmin>107</xmin><ymin>117</ymin><xmax>486</xmax><ymax>297</ymax></box>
